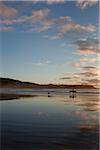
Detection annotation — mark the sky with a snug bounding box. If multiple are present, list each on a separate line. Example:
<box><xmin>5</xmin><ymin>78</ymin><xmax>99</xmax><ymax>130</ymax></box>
<box><xmin>0</xmin><ymin>0</ymin><xmax>99</xmax><ymax>86</ymax></box>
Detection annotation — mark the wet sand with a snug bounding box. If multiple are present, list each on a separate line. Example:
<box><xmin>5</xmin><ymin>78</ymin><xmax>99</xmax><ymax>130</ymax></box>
<box><xmin>0</xmin><ymin>93</ymin><xmax>35</xmax><ymax>100</ymax></box>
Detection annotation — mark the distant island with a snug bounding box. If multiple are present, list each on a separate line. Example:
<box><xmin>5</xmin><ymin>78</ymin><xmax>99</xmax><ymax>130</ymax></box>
<box><xmin>0</xmin><ymin>77</ymin><xmax>96</xmax><ymax>89</ymax></box>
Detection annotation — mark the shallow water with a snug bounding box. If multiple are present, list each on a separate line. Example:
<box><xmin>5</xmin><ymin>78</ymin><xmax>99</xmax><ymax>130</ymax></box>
<box><xmin>0</xmin><ymin>94</ymin><xmax>99</xmax><ymax>150</ymax></box>
<box><xmin>0</xmin><ymin>88</ymin><xmax>99</xmax><ymax>96</ymax></box>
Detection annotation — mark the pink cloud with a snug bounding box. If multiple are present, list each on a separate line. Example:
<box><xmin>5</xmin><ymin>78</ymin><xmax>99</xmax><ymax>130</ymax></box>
<box><xmin>0</xmin><ymin>3</ymin><xmax>18</xmax><ymax>18</ymax></box>
<box><xmin>75</xmin><ymin>39</ymin><xmax>99</xmax><ymax>55</ymax></box>
<box><xmin>59</xmin><ymin>21</ymin><xmax>96</xmax><ymax>33</ymax></box>
<box><xmin>71</xmin><ymin>62</ymin><xmax>81</xmax><ymax>68</ymax></box>
<box><xmin>76</xmin><ymin>0</ymin><xmax>98</xmax><ymax>9</ymax></box>
<box><xmin>0</xmin><ymin>26</ymin><xmax>14</xmax><ymax>32</ymax></box>
<box><xmin>32</xmin><ymin>0</ymin><xmax>65</xmax><ymax>4</ymax></box>
<box><xmin>46</xmin><ymin>0</ymin><xmax>65</xmax><ymax>4</ymax></box>
<box><xmin>31</xmin><ymin>9</ymin><xmax>49</xmax><ymax>22</ymax></box>
<box><xmin>0</xmin><ymin>9</ymin><xmax>50</xmax><ymax>25</ymax></box>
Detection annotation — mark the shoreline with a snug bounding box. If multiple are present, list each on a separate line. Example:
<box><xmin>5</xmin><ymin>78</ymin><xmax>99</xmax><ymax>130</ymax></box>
<box><xmin>0</xmin><ymin>93</ymin><xmax>36</xmax><ymax>100</ymax></box>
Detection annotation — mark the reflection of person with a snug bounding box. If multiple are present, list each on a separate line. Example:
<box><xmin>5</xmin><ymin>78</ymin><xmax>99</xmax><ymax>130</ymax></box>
<box><xmin>69</xmin><ymin>94</ymin><xmax>76</xmax><ymax>98</ymax></box>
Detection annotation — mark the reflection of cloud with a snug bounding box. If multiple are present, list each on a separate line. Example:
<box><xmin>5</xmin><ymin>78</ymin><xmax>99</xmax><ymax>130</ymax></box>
<box><xmin>76</xmin><ymin>0</ymin><xmax>98</xmax><ymax>9</ymax></box>
<box><xmin>79</xmin><ymin>124</ymin><xmax>99</xmax><ymax>132</ymax></box>
<box><xmin>0</xmin><ymin>3</ymin><xmax>18</xmax><ymax>18</ymax></box>
<box><xmin>72</xmin><ymin>110</ymin><xmax>99</xmax><ymax>122</ymax></box>
<box><xmin>33</xmin><ymin>111</ymin><xmax>48</xmax><ymax>116</ymax></box>
<box><xmin>91</xmin><ymin>115</ymin><xmax>98</xmax><ymax>121</ymax></box>
<box><xmin>73</xmin><ymin>110</ymin><xmax>89</xmax><ymax>121</ymax></box>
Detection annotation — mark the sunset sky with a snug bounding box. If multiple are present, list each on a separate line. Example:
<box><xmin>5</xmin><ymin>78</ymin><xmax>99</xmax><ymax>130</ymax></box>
<box><xmin>0</xmin><ymin>0</ymin><xmax>99</xmax><ymax>86</ymax></box>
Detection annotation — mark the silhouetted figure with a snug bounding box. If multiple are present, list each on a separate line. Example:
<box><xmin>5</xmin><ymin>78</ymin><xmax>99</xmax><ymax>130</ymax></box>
<box><xmin>69</xmin><ymin>89</ymin><xmax>77</xmax><ymax>98</ymax></box>
<box><xmin>69</xmin><ymin>89</ymin><xmax>77</xmax><ymax>94</ymax></box>
<box><xmin>48</xmin><ymin>92</ymin><xmax>51</xmax><ymax>97</ymax></box>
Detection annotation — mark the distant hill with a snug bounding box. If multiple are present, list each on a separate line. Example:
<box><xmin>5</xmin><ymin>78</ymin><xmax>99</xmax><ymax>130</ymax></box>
<box><xmin>0</xmin><ymin>78</ymin><xmax>39</xmax><ymax>88</ymax></box>
<box><xmin>0</xmin><ymin>77</ymin><xmax>96</xmax><ymax>89</ymax></box>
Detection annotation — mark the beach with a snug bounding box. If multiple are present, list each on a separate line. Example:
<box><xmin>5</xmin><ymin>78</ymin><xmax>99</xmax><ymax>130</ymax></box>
<box><xmin>0</xmin><ymin>88</ymin><xmax>99</xmax><ymax>149</ymax></box>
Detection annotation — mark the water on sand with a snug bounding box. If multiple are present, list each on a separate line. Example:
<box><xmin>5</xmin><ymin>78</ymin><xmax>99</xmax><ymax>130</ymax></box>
<box><xmin>0</xmin><ymin>92</ymin><xmax>99</xmax><ymax>150</ymax></box>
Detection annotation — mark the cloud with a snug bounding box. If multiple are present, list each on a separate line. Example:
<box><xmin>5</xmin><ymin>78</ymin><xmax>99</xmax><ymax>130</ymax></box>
<box><xmin>75</xmin><ymin>24</ymin><xmax>96</xmax><ymax>32</ymax></box>
<box><xmin>76</xmin><ymin>65</ymin><xmax>100</xmax><ymax>86</ymax></box>
<box><xmin>43</xmin><ymin>33</ymin><xmax>63</xmax><ymax>40</ymax></box>
<box><xmin>27</xmin><ymin>15</ymin><xmax>71</xmax><ymax>33</ymax></box>
<box><xmin>60</xmin><ymin>74</ymin><xmax>80</xmax><ymax>81</ymax></box>
<box><xmin>78</xmin><ymin>71</ymin><xmax>98</xmax><ymax>77</ymax></box>
<box><xmin>84</xmin><ymin>78</ymin><xmax>100</xmax><ymax>85</ymax></box>
<box><xmin>82</xmin><ymin>66</ymin><xmax>100</xmax><ymax>76</ymax></box>
<box><xmin>74</xmin><ymin>38</ymin><xmax>99</xmax><ymax>55</ymax></box>
<box><xmin>60</xmin><ymin>65</ymin><xmax>100</xmax><ymax>85</ymax></box>
<box><xmin>32</xmin><ymin>0</ymin><xmax>98</xmax><ymax>8</ymax></box>
<box><xmin>82</xmin><ymin>66</ymin><xmax>98</xmax><ymax>72</ymax></box>
<box><xmin>71</xmin><ymin>62</ymin><xmax>81</xmax><ymax>68</ymax></box>
<box><xmin>46</xmin><ymin>0</ymin><xmax>65</xmax><ymax>4</ymax></box>
<box><xmin>51</xmin><ymin>34</ymin><xmax>63</xmax><ymax>40</ymax></box>
<box><xmin>0</xmin><ymin>16</ymin><xmax>30</xmax><ymax>25</ymax></box>
<box><xmin>80</xmin><ymin>57</ymin><xmax>97</xmax><ymax>63</ymax></box>
<box><xmin>83</xmin><ymin>66</ymin><xmax>97</xmax><ymax>69</ymax></box>
<box><xmin>36</xmin><ymin>15</ymin><xmax>96</xmax><ymax>34</ymax></box>
<box><xmin>32</xmin><ymin>0</ymin><xmax>65</xmax><ymax>4</ymax></box>
<box><xmin>25</xmin><ymin>14</ymin><xmax>74</xmax><ymax>33</ymax></box>
<box><xmin>76</xmin><ymin>0</ymin><xmax>98</xmax><ymax>9</ymax></box>
<box><xmin>31</xmin><ymin>9</ymin><xmax>49</xmax><ymax>22</ymax></box>
<box><xmin>59</xmin><ymin>21</ymin><xmax>96</xmax><ymax>33</ymax></box>
<box><xmin>33</xmin><ymin>18</ymin><xmax>54</xmax><ymax>32</ymax></box>
<box><xmin>0</xmin><ymin>9</ymin><xmax>52</xmax><ymax>33</ymax></box>
<box><xmin>33</xmin><ymin>60</ymin><xmax>51</xmax><ymax>66</ymax></box>
<box><xmin>77</xmin><ymin>66</ymin><xmax>100</xmax><ymax>86</ymax></box>
<box><xmin>60</xmin><ymin>77</ymin><xmax>72</xmax><ymax>80</ymax></box>
<box><xmin>0</xmin><ymin>26</ymin><xmax>14</xmax><ymax>32</ymax></box>
<box><xmin>0</xmin><ymin>5</ymin><xmax>97</xmax><ymax>35</ymax></box>
<box><xmin>0</xmin><ymin>9</ymin><xmax>50</xmax><ymax>25</ymax></box>
<box><xmin>42</xmin><ymin>19</ymin><xmax>55</xmax><ymax>27</ymax></box>
<box><xmin>0</xmin><ymin>3</ymin><xmax>18</xmax><ymax>18</ymax></box>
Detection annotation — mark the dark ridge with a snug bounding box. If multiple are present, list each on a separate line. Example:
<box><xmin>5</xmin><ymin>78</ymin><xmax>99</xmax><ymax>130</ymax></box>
<box><xmin>0</xmin><ymin>77</ymin><xmax>96</xmax><ymax>89</ymax></box>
